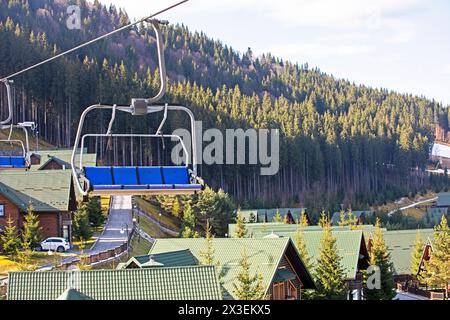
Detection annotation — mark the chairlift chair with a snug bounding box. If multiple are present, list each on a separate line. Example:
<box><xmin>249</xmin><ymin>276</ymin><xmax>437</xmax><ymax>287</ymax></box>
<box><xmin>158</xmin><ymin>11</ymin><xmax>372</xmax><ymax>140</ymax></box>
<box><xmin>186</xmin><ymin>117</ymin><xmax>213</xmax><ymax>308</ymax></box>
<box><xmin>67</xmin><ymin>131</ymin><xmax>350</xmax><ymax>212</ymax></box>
<box><xmin>71</xmin><ymin>20</ymin><xmax>205</xmax><ymax>197</ymax></box>
<box><xmin>0</xmin><ymin>124</ymin><xmax>31</xmax><ymax>170</ymax></box>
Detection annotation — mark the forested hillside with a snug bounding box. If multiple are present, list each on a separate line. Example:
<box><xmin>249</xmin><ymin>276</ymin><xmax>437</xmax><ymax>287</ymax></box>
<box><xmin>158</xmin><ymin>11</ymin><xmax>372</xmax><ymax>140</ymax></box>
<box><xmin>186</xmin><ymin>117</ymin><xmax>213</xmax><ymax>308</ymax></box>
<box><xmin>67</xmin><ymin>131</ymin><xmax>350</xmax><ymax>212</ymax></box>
<box><xmin>0</xmin><ymin>0</ymin><xmax>449</xmax><ymax>211</ymax></box>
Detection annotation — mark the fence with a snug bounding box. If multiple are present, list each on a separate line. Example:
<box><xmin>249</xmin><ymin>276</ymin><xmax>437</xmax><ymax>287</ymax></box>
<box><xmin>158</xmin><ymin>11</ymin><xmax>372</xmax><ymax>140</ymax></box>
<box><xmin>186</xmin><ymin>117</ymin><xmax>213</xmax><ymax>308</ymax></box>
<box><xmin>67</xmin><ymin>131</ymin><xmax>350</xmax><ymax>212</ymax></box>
<box><xmin>59</xmin><ymin>228</ymin><xmax>135</xmax><ymax>269</ymax></box>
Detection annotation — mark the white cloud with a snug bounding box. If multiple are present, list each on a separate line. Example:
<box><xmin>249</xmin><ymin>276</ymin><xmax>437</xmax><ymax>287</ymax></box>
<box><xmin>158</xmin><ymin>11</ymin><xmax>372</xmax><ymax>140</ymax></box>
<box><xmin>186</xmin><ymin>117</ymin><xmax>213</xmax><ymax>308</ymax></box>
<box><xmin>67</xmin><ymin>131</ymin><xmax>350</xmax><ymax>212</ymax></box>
<box><xmin>443</xmin><ymin>64</ymin><xmax>450</xmax><ymax>75</ymax></box>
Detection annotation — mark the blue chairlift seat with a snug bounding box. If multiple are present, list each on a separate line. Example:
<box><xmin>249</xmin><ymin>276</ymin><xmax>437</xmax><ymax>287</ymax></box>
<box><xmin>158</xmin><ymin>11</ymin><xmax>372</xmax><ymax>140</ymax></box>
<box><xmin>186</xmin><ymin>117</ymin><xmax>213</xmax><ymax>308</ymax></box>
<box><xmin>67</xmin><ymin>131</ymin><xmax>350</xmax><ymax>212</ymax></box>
<box><xmin>84</xmin><ymin>166</ymin><xmax>202</xmax><ymax>194</ymax></box>
<box><xmin>0</xmin><ymin>156</ymin><xmax>27</xmax><ymax>169</ymax></box>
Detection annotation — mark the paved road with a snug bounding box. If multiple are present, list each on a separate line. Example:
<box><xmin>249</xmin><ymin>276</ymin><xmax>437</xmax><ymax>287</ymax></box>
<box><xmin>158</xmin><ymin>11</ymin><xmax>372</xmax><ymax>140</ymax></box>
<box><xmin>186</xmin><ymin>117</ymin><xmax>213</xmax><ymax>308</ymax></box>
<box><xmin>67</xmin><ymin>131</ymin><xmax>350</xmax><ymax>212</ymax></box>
<box><xmin>89</xmin><ymin>196</ymin><xmax>133</xmax><ymax>254</ymax></box>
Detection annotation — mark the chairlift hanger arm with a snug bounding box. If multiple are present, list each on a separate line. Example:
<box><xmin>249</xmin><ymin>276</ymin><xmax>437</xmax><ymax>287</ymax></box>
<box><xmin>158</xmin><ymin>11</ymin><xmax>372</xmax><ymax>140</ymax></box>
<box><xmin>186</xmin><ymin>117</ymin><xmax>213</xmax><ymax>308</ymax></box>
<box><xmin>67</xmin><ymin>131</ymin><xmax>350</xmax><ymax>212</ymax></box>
<box><xmin>0</xmin><ymin>0</ymin><xmax>189</xmax><ymax>82</ymax></box>
<box><xmin>0</xmin><ymin>80</ymin><xmax>13</xmax><ymax>127</ymax></box>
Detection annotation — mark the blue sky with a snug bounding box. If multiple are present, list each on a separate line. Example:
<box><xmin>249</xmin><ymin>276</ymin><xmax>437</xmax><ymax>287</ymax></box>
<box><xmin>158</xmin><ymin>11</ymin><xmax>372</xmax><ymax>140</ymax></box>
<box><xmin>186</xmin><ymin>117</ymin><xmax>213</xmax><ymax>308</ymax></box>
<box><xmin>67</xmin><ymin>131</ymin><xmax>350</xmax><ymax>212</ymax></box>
<box><xmin>101</xmin><ymin>0</ymin><xmax>450</xmax><ymax>106</ymax></box>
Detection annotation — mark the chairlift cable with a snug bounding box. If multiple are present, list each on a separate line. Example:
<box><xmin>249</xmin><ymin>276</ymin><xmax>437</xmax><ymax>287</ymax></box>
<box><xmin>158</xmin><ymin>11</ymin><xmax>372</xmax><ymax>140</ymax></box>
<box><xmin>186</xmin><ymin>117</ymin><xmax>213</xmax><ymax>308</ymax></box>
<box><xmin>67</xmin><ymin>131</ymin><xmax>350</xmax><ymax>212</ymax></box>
<box><xmin>0</xmin><ymin>0</ymin><xmax>189</xmax><ymax>82</ymax></box>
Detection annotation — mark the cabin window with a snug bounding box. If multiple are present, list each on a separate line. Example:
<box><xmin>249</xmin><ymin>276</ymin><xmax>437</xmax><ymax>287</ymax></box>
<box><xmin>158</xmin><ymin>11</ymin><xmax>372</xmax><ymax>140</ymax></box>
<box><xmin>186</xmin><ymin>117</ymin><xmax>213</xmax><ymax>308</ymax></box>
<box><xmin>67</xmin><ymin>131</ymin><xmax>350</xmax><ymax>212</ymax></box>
<box><xmin>273</xmin><ymin>282</ymin><xmax>285</xmax><ymax>300</ymax></box>
<box><xmin>0</xmin><ymin>204</ymin><xmax>4</xmax><ymax>217</ymax></box>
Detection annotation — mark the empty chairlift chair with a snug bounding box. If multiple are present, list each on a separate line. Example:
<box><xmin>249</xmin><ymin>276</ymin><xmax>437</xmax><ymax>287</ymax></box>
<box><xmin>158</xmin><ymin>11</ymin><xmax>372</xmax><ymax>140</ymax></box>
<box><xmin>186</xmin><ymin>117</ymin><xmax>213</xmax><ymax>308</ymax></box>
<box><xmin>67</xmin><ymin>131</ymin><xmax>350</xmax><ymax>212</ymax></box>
<box><xmin>71</xmin><ymin>20</ymin><xmax>204</xmax><ymax>197</ymax></box>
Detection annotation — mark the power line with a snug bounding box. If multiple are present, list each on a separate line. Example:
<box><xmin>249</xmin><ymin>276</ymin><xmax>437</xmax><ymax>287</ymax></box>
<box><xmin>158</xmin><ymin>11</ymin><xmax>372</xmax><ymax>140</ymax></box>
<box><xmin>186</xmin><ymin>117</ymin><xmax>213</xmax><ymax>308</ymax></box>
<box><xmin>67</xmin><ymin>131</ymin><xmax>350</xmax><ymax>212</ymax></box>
<box><xmin>0</xmin><ymin>0</ymin><xmax>189</xmax><ymax>81</ymax></box>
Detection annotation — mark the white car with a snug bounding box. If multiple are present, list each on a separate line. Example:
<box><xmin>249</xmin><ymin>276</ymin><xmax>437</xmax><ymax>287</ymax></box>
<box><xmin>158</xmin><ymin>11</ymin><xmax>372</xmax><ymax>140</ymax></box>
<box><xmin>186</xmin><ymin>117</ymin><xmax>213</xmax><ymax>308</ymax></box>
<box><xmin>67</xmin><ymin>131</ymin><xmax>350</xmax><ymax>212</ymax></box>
<box><xmin>38</xmin><ymin>237</ymin><xmax>71</xmax><ymax>253</ymax></box>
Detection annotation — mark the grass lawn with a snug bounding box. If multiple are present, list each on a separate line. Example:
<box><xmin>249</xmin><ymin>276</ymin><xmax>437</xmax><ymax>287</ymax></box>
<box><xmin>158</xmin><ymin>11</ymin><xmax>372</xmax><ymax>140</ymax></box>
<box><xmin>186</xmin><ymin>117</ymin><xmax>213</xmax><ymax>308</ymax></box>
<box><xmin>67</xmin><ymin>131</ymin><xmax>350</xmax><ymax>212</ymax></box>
<box><xmin>135</xmin><ymin>197</ymin><xmax>181</xmax><ymax>231</ymax></box>
<box><xmin>0</xmin><ymin>255</ymin><xmax>18</xmax><ymax>276</ymax></box>
<box><xmin>129</xmin><ymin>236</ymin><xmax>152</xmax><ymax>256</ymax></box>
<box><xmin>372</xmin><ymin>191</ymin><xmax>437</xmax><ymax>219</ymax></box>
<box><xmin>138</xmin><ymin>215</ymin><xmax>172</xmax><ymax>238</ymax></box>
<box><xmin>0</xmin><ymin>251</ymin><xmax>74</xmax><ymax>275</ymax></box>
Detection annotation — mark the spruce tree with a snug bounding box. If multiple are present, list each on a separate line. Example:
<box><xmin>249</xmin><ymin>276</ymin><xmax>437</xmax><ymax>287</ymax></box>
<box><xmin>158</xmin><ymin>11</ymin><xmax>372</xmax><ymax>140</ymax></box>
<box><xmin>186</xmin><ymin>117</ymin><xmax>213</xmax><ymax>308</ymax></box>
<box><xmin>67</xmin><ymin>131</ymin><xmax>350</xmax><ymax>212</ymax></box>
<box><xmin>410</xmin><ymin>229</ymin><xmax>424</xmax><ymax>277</ymax></box>
<box><xmin>314</xmin><ymin>220</ymin><xmax>347</xmax><ymax>299</ymax></box>
<box><xmin>200</xmin><ymin>220</ymin><xmax>217</xmax><ymax>265</ymax></box>
<box><xmin>73</xmin><ymin>202</ymin><xmax>94</xmax><ymax>246</ymax></box>
<box><xmin>180</xmin><ymin>203</ymin><xmax>199</xmax><ymax>238</ymax></box>
<box><xmin>299</xmin><ymin>210</ymin><xmax>309</xmax><ymax>227</ymax></box>
<box><xmin>87</xmin><ymin>197</ymin><xmax>104</xmax><ymax>229</ymax></box>
<box><xmin>233</xmin><ymin>249</ymin><xmax>266</xmax><ymax>300</ymax></box>
<box><xmin>365</xmin><ymin>218</ymin><xmax>395</xmax><ymax>300</ymax></box>
<box><xmin>422</xmin><ymin>215</ymin><xmax>449</xmax><ymax>298</ymax></box>
<box><xmin>273</xmin><ymin>209</ymin><xmax>283</xmax><ymax>223</ymax></box>
<box><xmin>22</xmin><ymin>203</ymin><xmax>42</xmax><ymax>250</ymax></box>
<box><xmin>234</xmin><ymin>208</ymin><xmax>248</xmax><ymax>238</ymax></box>
<box><xmin>0</xmin><ymin>215</ymin><xmax>20</xmax><ymax>255</ymax></box>
<box><xmin>338</xmin><ymin>209</ymin><xmax>347</xmax><ymax>227</ymax></box>
<box><xmin>295</xmin><ymin>224</ymin><xmax>312</xmax><ymax>270</ymax></box>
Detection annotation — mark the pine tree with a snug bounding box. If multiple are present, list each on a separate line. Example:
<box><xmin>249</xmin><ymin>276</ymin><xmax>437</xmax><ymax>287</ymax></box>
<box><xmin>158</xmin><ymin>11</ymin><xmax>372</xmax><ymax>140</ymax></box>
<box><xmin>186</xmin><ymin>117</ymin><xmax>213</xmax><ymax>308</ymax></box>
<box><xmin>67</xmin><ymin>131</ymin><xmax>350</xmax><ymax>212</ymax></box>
<box><xmin>200</xmin><ymin>220</ymin><xmax>216</xmax><ymax>265</ymax></box>
<box><xmin>318</xmin><ymin>210</ymin><xmax>330</xmax><ymax>228</ymax></box>
<box><xmin>410</xmin><ymin>229</ymin><xmax>424</xmax><ymax>277</ymax></box>
<box><xmin>338</xmin><ymin>209</ymin><xmax>347</xmax><ymax>227</ymax></box>
<box><xmin>0</xmin><ymin>215</ymin><xmax>20</xmax><ymax>255</ymax></box>
<box><xmin>422</xmin><ymin>215</ymin><xmax>449</xmax><ymax>298</ymax></box>
<box><xmin>314</xmin><ymin>220</ymin><xmax>346</xmax><ymax>299</ymax></box>
<box><xmin>299</xmin><ymin>210</ymin><xmax>309</xmax><ymax>227</ymax></box>
<box><xmin>16</xmin><ymin>238</ymin><xmax>36</xmax><ymax>271</ymax></box>
<box><xmin>73</xmin><ymin>202</ymin><xmax>94</xmax><ymax>247</ymax></box>
<box><xmin>180</xmin><ymin>203</ymin><xmax>199</xmax><ymax>238</ymax></box>
<box><xmin>87</xmin><ymin>197</ymin><xmax>104</xmax><ymax>229</ymax></box>
<box><xmin>233</xmin><ymin>249</ymin><xmax>266</xmax><ymax>300</ymax></box>
<box><xmin>273</xmin><ymin>209</ymin><xmax>283</xmax><ymax>223</ymax></box>
<box><xmin>172</xmin><ymin>197</ymin><xmax>182</xmax><ymax>218</ymax></box>
<box><xmin>22</xmin><ymin>203</ymin><xmax>42</xmax><ymax>250</ymax></box>
<box><xmin>295</xmin><ymin>224</ymin><xmax>312</xmax><ymax>270</ymax></box>
<box><xmin>365</xmin><ymin>218</ymin><xmax>395</xmax><ymax>300</ymax></box>
<box><xmin>234</xmin><ymin>208</ymin><xmax>247</xmax><ymax>238</ymax></box>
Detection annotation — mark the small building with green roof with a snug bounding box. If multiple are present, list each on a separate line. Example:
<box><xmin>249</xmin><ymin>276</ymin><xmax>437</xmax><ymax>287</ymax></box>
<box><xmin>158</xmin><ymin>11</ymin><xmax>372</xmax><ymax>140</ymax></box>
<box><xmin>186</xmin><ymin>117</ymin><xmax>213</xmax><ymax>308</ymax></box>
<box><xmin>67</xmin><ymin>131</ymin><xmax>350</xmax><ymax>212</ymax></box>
<box><xmin>237</xmin><ymin>208</ymin><xmax>309</xmax><ymax>224</ymax></box>
<box><xmin>368</xmin><ymin>229</ymin><xmax>435</xmax><ymax>279</ymax></box>
<box><xmin>149</xmin><ymin>238</ymin><xmax>316</xmax><ymax>300</ymax></box>
<box><xmin>0</xmin><ymin>170</ymin><xmax>76</xmax><ymax>241</ymax></box>
<box><xmin>7</xmin><ymin>267</ymin><xmax>223</xmax><ymax>300</ymax></box>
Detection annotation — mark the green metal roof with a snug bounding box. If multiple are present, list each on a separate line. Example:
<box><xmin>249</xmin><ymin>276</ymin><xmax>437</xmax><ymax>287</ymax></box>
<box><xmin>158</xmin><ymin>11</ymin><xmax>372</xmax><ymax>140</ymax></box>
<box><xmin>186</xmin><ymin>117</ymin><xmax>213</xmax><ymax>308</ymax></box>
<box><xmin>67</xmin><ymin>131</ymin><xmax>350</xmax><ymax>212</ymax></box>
<box><xmin>119</xmin><ymin>249</ymin><xmax>198</xmax><ymax>269</ymax></box>
<box><xmin>238</xmin><ymin>208</ymin><xmax>307</xmax><ymax>223</ymax></box>
<box><xmin>380</xmin><ymin>229</ymin><xmax>435</xmax><ymax>275</ymax></box>
<box><xmin>229</xmin><ymin>222</ymin><xmax>377</xmax><ymax>240</ymax></box>
<box><xmin>425</xmin><ymin>207</ymin><xmax>448</xmax><ymax>225</ymax></box>
<box><xmin>150</xmin><ymin>238</ymin><xmax>314</xmax><ymax>299</ymax></box>
<box><xmin>250</xmin><ymin>229</ymin><xmax>368</xmax><ymax>280</ymax></box>
<box><xmin>436</xmin><ymin>192</ymin><xmax>450</xmax><ymax>207</ymax></box>
<box><xmin>30</xmin><ymin>149</ymin><xmax>97</xmax><ymax>171</ymax></box>
<box><xmin>0</xmin><ymin>170</ymin><xmax>73</xmax><ymax>212</ymax></box>
<box><xmin>331</xmin><ymin>211</ymin><xmax>374</xmax><ymax>225</ymax></box>
<box><xmin>8</xmin><ymin>266</ymin><xmax>223</xmax><ymax>300</ymax></box>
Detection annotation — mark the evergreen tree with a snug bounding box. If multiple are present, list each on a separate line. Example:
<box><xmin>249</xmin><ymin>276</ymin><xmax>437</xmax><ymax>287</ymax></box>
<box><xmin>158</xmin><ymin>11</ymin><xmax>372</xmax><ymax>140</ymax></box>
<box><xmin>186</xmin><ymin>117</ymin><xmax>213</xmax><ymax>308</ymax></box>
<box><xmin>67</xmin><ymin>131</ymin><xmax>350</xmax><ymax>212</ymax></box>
<box><xmin>298</xmin><ymin>210</ymin><xmax>309</xmax><ymax>227</ymax></box>
<box><xmin>73</xmin><ymin>202</ymin><xmax>94</xmax><ymax>246</ymax></box>
<box><xmin>365</xmin><ymin>218</ymin><xmax>395</xmax><ymax>300</ymax></box>
<box><xmin>318</xmin><ymin>210</ymin><xmax>330</xmax><ymax>228</ymax></box>
<box><xmin>422</xmin><ymin>215</ymin><xmax>450</xmax><ymax>298</ymax></box>
<box><xmin>180</xmin><ymin>203</ymin><xmax>199</xmax><ymax>238</ymax></box>
<box><xmin>295</xmin><ymin>224</ymin><xmax>312</xmax><ymax>270</ymax></box>
<box><xmin>233</xmin><ymin>249</ymin><xmax>266</xmax><ymax>300</ymax></box>
<box><xmin>410</xmin><ymin>229</ymin><xmax>424</xmax><ymax>277</ymax></box>
<box><xmin>0</xmin><ymin>215</ymin><xmax>20</xmax><ymax>255</ymax></box>
<box><xmin>338</xmin><ymin>209</ymin><xmax>347</xmax><ymax>227</ymax></box>
<box><xmin>200</xmin><ymin>220</ymin><xmax>217</xmax><ymax>265</ymax></box>
<box><xmin>273</xmin><ymin>209</ymin><xmax>283</xmax><ymax>223</ymax></box>
<box><xmin>234</xmin><ymin>208</ymin><xmax>247</xmax><ymax>238</ymax></box>
<box><xmin>172</xmin><ymin>197</ymin><xmax>182</xmax><ymax>218</ymax></box>
<box><xmin>87</xmin><ymin>197</ymin><xmax>104</xmax><ymax>229</ymax></box>
<box><xmin>22</xmin><ymin>203</ymin><xmax>42</xmax><ymax>250</ymax></box>
<box><xmin>314</xmin><ymin>221</ymin><xmax>347</xmax><ymax>299</ymax></box>
<box><xmin>16</xmin><ymin>238</ymin><xmax>36</xmax><ymax>271</ymax></box>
